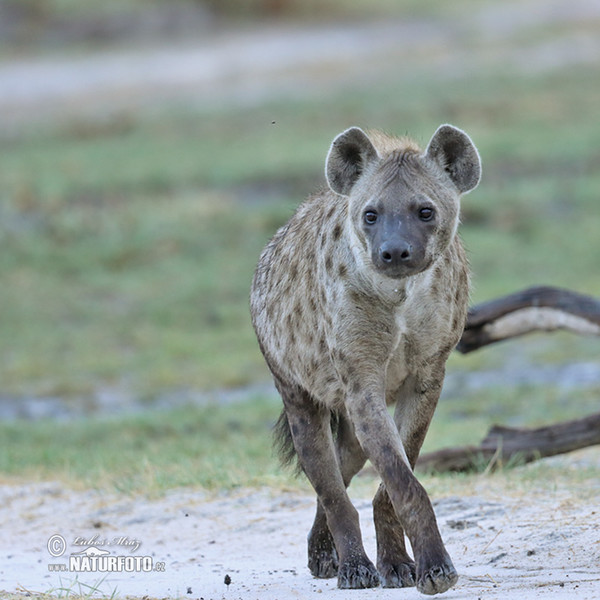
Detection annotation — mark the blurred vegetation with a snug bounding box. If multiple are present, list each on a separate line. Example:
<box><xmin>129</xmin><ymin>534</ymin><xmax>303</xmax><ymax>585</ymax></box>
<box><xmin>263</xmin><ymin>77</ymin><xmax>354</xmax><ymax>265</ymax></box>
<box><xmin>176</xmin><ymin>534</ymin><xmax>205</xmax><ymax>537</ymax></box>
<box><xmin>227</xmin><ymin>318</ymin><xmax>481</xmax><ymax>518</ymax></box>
<box><xmin>0</xmin><ymin>0</ymin><xmax>465</xmax><ymax>53</ymax></box>
<box><xmin>0</xmin><ymin>1</ymin><xmax>598</xmax><ymax>494</ymax></box>
<box><xmin>1</xmin><ymin>384</ymin><xmax>598</xmax><ymax>494</ymax></box>
<box><xmin>1</xmin><ymin>64</ymin><xmax>599</xmax><ymax>398</ymax></box>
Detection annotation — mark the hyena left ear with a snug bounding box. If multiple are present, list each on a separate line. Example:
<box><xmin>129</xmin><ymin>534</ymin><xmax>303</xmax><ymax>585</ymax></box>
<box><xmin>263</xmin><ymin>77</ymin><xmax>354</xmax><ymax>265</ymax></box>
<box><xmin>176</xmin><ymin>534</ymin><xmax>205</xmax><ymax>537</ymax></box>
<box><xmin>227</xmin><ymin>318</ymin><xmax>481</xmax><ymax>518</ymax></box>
<box><xmin>425</xmin><ymin>125</ymin><xmax>481</xmax><ymax>193</ymax></box>
<box><xmin>325</xmin><ymin>127</ymin><xmax>379</xmax><ymax>196</ymax></box>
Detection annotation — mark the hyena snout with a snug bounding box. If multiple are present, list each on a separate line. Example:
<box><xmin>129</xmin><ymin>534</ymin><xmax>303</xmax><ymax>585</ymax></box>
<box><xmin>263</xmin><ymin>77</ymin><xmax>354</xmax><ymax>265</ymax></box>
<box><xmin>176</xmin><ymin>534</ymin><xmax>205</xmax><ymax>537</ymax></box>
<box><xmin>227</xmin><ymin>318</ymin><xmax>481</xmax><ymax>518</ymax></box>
<box><xmin>379</xmin><ymin>239</ymin><xmax>412</xmax><ymax>265</ymax></box>
<box><xmin>373</xmin><ymin>233</ymin><xmax>427</xmax><ymax>278</ymax></box>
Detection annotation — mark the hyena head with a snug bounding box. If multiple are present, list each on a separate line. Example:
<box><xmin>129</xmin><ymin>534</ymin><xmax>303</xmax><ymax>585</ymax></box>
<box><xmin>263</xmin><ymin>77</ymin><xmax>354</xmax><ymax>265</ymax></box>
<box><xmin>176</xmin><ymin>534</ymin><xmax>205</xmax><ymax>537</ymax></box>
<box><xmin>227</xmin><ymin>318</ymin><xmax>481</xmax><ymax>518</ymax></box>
<box><xmin>326</xmin><ymin>125</ymin><xmax>481</xmax><ymax>280</ymax></box>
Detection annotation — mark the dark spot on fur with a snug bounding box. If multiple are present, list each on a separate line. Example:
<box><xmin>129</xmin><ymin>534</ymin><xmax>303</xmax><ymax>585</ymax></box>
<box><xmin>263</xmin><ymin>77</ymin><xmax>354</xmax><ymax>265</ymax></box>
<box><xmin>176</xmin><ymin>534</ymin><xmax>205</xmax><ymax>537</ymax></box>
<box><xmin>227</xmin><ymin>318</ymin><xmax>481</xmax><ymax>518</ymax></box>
<box><xmin>326</xmin><ymin>206</ymin><xmax>336</xmax><ymax>220</ymax></box>
<box><xmin>332</xmin><ymin>223</ymin><xmax>342</xmax><ymax>241</ymax></box>
<box><xmin>309</xmin><ymin>296</ymin><xmax>317</xmax><ymax>312</ymax></box>
<box><xmin>351</xmin><ymin>381</ymin><xmax>361</xmax><ymax>394</ymax></box>
<box><xmin>319</xmin><ymin>337</ymin><xmax>327</xmax><ymax>352</ymax></box>
<box><xmin>338</xmin><ymin>264</ymin><xmax>347</xmax><ymax>278</ymax></box>
<box><xmin>437</xmin><ymin>342</ymin><xmax>454</xmax><ymax>359</ymax></box>
<box><xmin>320</xmin><ymin>232</ymin><xmax>328</xmax><ymax>248</ymax></box>
<box><xmin>325</xmin><ymin>256</ymin><xmax>333</xmax><ymax>273</ymax></box>
<box><xmin>349</xmin><ymin>290</ymin><xmax>365</xmax><ymax>307</ymax></box>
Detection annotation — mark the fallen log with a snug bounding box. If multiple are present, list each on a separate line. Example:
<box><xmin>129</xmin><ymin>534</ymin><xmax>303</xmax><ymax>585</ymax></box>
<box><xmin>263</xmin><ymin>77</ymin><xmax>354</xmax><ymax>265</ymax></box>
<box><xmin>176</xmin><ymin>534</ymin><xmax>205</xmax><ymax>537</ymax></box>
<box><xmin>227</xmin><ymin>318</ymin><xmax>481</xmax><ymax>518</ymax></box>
<box><xmin>409</xmin><ymin>286</ymin><xmax>600</xmax><ymax>473</ymax></box>
<box><xmin>416</xmin><ymin>412</ymin><xmax>600</xmax><ymax>473</ymax></box>
<box><xmin>457</xmin><ymin>286</ymin><xmax>600</xmax><ymax>353</ymax></box>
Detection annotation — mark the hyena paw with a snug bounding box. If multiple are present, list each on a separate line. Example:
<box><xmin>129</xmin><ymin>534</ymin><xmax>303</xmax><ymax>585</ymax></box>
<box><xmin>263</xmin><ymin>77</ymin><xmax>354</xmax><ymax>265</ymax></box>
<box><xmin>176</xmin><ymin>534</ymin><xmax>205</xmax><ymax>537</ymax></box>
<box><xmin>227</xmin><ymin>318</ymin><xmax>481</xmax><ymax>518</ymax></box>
<box><xmin>378</xmin><ymin>559</ymin><xmax>416</xmax><ymax>588</ymax></box>
<box><xmin>417</xmin><ymin>559</ymin><xmax>458</xmax><ymax>595</ymax></box>
<box><xmin>337</xmin><ymin>556</ymin><xmax>381</xmax><ymax>589</ymax></box>
<box><xmin>308</xmin><ymin>546</ymin><xmax>338</xmax><ymax>579</ymax></box>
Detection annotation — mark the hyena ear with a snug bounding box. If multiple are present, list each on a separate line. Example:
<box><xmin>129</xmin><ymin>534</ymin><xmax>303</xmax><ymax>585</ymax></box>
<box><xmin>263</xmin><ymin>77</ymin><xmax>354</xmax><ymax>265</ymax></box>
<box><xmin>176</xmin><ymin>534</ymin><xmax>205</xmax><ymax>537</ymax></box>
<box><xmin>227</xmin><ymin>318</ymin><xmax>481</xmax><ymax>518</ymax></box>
<box><xmin>325</xmin><ymin>127</ymin><xmax>379</xmax><ymax>196</ymax></box>
<box><xmin>425</xmin><ymin>124</ymin><xmax>481</xmax><ymax>193</ymax></box>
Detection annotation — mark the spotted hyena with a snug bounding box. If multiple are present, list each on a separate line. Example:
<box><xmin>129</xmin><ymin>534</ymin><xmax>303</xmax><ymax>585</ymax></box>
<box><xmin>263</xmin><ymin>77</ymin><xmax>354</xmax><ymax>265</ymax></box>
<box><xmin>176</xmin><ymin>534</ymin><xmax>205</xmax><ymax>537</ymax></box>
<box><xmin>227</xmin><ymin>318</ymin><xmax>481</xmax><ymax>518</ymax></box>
<box><xmin>250</xmin><ymin>124</ymin><xmax>481</xmax><ymax>594</ymax></box>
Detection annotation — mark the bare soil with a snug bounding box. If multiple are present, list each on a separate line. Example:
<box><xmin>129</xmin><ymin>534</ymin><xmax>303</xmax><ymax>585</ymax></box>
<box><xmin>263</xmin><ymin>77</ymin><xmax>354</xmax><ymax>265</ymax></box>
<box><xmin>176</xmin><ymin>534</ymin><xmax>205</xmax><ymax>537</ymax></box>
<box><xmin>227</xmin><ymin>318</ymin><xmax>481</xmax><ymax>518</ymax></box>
<box><xmin>1</xmin><ymin>451</ymin><xmax>599</xmax><ymax>599</ymax></box>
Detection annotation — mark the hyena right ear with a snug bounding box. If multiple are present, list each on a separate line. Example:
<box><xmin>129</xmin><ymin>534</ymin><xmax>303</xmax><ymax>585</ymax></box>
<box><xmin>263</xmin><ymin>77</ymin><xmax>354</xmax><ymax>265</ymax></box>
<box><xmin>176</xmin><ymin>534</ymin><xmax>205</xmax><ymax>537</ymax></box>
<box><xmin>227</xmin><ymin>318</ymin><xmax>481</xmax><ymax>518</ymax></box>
<box><xmin>325</xmin><ymin>127</ymin><xmax>379</xmax><ymax>196</ymax></box>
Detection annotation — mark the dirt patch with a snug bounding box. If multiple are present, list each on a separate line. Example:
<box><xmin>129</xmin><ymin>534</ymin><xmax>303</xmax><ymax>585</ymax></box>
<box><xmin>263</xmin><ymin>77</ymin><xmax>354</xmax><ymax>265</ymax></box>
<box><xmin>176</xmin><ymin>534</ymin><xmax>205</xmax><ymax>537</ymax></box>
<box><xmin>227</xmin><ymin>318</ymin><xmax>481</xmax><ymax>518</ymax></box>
<box><xmin>1</xmin><ymin>465</ymin><xmax>599</xmax><ymax>599</ymax></box>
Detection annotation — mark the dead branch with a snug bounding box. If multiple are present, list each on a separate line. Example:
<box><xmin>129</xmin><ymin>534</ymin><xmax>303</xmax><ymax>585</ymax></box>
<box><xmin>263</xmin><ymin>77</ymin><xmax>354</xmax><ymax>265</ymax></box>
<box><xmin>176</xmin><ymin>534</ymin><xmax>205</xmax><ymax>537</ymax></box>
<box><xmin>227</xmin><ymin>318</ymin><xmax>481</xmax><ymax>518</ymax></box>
<box><xmin>412</xmin><ymin>287</ymin><xmax>600</xmax><ymax>473</ymax></box>
<box><xmin>416</xmin><ymin>412</ymin><xmax>600</xmax><ymax>473</ymax></box>
<box><xmin>457</xmin><ymin>286</ymin><xmax>600</xmax><ymax>353</ymax></box>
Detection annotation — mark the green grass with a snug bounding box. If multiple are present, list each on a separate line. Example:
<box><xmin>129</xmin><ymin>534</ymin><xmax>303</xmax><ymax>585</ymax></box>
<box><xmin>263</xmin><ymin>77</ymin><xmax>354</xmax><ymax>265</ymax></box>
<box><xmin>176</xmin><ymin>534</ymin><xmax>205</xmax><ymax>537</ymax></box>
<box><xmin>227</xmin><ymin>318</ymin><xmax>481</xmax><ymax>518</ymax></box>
<box><xmin>0</xmin><ymin>187</ymin><xmax>299</xmax><ymax>396</ymax></box>
<box><xmin>425</xmin><ymin>384</ymin><xmax>600</xmax><ymax>452</ymax></box>
<box><xmin>0</xmin><ymin>396</ymin><xmax>299</xmax><ymax>494</ymax></box>
<box><xmin>0</xmin><ymin>383</ymin><xmax>597</xmax><ymax>494</ymax></box>
<box><xmin>1</xmin><ymin>65</ymin><xmax>600</xmax><ymax>397</ymax></box>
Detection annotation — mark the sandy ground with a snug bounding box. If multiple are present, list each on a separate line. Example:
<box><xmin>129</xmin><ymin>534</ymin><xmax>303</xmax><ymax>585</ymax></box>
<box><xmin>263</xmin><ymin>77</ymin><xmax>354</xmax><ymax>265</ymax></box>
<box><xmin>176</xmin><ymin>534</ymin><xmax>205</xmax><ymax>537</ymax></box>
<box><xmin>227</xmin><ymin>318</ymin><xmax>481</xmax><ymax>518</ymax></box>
<box><xmin>1</xmin><ymin>468</ymin><xmax>599</xmax><ymax>600</ymax></box>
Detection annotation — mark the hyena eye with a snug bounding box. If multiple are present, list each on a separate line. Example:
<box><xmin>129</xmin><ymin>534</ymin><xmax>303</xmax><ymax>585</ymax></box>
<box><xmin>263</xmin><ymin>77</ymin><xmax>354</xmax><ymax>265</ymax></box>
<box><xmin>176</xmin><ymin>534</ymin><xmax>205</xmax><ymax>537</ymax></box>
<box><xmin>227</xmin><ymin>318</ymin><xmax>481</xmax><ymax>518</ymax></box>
<box><xmin>364</xmin><ymin>210</ymin><xmax>378</xmax><ymax>225</ymax></box>
<box><xmin>419</xmin><ymin>207</ymin><xmax>435</xmax><ymax>221</ymax></box>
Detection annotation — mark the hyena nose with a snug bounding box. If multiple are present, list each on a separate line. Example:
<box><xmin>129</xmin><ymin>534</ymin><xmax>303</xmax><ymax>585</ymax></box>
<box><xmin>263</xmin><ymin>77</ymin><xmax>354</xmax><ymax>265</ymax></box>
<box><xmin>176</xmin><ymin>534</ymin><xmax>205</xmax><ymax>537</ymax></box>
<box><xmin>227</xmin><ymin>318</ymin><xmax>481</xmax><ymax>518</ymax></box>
<box><xmin>380</xmin><ymin>242</ymin><xmax>412</xmax><ymax>264</ymax></box>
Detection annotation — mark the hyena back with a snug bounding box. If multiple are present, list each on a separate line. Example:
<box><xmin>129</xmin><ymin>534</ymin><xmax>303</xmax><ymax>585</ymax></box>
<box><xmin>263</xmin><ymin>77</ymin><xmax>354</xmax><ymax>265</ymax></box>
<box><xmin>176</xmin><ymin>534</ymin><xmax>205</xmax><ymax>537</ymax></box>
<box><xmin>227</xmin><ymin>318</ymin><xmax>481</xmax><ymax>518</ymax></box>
<box><xmin>250</xmin><ymin>124</ymin><xmax>481</xmax><ymax>595</ymax></box>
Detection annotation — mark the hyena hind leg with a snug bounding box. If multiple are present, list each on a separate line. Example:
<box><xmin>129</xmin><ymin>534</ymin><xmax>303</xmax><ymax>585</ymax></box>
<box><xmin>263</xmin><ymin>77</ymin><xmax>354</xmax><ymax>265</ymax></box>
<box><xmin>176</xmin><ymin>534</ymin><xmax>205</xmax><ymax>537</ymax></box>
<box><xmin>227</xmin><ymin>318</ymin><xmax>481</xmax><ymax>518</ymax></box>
<box><xmin>307</xmin><ymin>412</ymin><xmax>367</xmax><ymax>579</ymax></box>
<box><xmin>277</xmin><ymin>383</ymin><xmax>379</xmax><ymax>589</ymax></box>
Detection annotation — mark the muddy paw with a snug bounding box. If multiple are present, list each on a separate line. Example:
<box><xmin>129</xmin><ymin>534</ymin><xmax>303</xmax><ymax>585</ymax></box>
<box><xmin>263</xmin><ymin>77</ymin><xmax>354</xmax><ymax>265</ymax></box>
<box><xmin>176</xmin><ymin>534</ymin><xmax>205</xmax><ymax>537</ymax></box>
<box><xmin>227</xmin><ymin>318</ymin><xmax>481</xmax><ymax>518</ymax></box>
<box><xmin>337</xmin><ymin>556</ymin><xmax>381</xmax><ymax>589</ymax></box>
<box><xmin>308</xmin><ymin>547</ymin><xmax>338</xmax><ymax>579</ymax></box>
<box><xmin>378</xmin><ymin>559</ymin><xmax>416</xmax><ymax>588</ymax></box>
<box><xmin>417</xmin><ymin>560</ymin><xmax>458</xmax><ymax>595</ymax></box>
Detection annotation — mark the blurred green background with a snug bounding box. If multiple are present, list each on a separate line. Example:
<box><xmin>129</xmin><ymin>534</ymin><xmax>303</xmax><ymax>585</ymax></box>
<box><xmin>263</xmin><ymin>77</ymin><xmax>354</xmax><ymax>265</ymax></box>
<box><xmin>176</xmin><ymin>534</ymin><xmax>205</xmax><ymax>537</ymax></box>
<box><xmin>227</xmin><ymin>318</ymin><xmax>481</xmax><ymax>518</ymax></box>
<box><xmin>0</xmin><ymin>0</ymin><xmax>598</xmax><ymax>491</ymax></box>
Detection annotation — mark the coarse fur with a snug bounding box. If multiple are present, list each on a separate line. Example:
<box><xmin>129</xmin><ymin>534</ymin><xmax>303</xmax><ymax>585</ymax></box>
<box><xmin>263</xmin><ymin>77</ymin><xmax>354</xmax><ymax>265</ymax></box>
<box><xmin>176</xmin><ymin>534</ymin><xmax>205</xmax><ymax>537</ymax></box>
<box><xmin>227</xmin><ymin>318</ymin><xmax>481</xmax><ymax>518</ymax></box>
<box><xmin>250</xmin><ymin>124</ymin><xmax>481</xmax><ymax>595</ymax></box>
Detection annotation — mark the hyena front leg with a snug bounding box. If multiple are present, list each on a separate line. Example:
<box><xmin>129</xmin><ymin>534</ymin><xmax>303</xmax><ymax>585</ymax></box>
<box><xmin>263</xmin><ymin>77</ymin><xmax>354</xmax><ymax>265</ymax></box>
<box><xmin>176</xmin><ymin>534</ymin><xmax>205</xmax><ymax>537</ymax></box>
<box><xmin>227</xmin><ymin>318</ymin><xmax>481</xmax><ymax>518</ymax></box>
<box><xmin>345</xmin><ymin>380</ymin><xmax>457</xmax><ymax>596</ymax></box>
<box><xmin>374</xmin><ymin>373</ymin><xmax>449</xmax><ymax>590</ymax></box>
<box><xmin>278</xmin><ymin>381</ymin><xmax>380</xmax><ymax>589</ymax></box>
<box><xmin>308</xmin><ymin>412</ymin><xmax>367</xmax><ymax>579</ymax></box>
